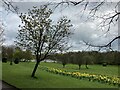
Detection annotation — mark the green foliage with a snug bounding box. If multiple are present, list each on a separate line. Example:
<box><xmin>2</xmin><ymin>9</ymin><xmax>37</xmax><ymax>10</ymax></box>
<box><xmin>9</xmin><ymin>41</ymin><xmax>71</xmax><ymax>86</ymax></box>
<box><xmin>22</xmin><ymin>50</ymin><xmax>33</xmax><ymax>62</ymax></box>
<box><xmin>2</xmin><ymin>45</ymin><xmax>34</xmax><ymax>63</ymax></box>
<box><xmin>55</xmin><ymin>53</ymin><xmax>70</xmax><ymax>68</ymax></box>
<box><xmin>2</xmin><ymin>46</ymin><xmax>7</xmax><ymax>58</ymax></box>
<box><xmin>102</xmin><ymin>62</ymin><xmax>107</xmax><ymax>67</ymax></box>
<box><xmin>7</xmin><ymin>46</ymin><xmax>14</xmax><ymax>61</ymax></box>
<box><xmin>49</xmin><ymin>51</ymin><xmax>120</xmax><ymax>67</ymax></box>
<box><xmin>13</xmin><ymin>47</ymin><xmax>33</xmax><ymax>62</ymax></box>
<box><xmin>13</xmin><ymin>47</ymin><xmax>23</xmax><ymax>60</ymax></box>
<box><xmin>14</xmin><ymin>58</ymin><xmax>19</xmax><ymax>64</ymax></box>
<box><xmin>2</xmin><ymin>57</ymin><xmax>7</xmax><ymax>63</ymax></box>
<box><xmin>2</xmin><ymin>45</ymin><xmax>14</xmax><ymax>61</ymax></box>
<box><xmin>82</xmin><ymin>54</ymin><xmax>94</xmax><ymax>64</ymax></box>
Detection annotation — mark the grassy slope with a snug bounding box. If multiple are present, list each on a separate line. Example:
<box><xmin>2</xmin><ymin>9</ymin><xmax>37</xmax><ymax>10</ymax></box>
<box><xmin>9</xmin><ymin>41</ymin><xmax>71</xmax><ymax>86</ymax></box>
<box><xmin>2</xmin><ymin>62</ymin><xmax>118</xmax><ymax>88</ymax></box>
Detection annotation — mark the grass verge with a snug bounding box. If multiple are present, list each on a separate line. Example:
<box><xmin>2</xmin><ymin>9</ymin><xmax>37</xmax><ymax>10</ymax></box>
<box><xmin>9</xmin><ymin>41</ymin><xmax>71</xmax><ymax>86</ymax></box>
<box><xmin>2</xmin><ymin>62</ymin><xmax>118</xmax><ymax>88</ymax></box>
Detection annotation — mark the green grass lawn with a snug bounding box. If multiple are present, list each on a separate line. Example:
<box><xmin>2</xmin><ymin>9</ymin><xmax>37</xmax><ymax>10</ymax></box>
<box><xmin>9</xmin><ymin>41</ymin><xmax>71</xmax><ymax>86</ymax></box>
<box><xmin>41</xmin><ymin>62</ymin><xmax>118</xmax><ymax>77</ymax></box>
<box><xmin>2</xmin><ymin>62</ymin><xmax>119</xmax><ymax>89</ymax></box>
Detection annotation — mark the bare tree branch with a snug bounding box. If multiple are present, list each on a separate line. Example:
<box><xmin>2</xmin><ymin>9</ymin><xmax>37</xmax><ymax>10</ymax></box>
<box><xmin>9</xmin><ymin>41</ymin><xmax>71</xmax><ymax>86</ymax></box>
<box><xmin>54</xmin><ymin>1</ymin><xmax>119</xmax><ymax>51</ymax></box>
<box><xmin>0</xmin><ymin>21</ymin><xmax>5</xmax><ymax>46</ymax></box>
<box><xmin>70</xmin><ymin>0</ymin><xmax>85</xmax><ymax>6</ymax></box>
<box><xmin>55</xmin><ymin>1</ymin><xmax>120</xmax><ymax>31</ymax></box>
<box><xmin>83</xmin><ymin>36</ymin><xmax>120</xmax><ymax>51</ymax></box>
<box><xmin>2</xmin><ymin>0</ymin><xmax>19</xmax><ymax>14</ymax></box>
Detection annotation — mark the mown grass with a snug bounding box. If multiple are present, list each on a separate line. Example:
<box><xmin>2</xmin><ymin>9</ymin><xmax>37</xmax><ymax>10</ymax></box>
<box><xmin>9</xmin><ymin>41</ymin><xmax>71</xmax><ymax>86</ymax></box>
<box><xmin>41</xmin><ymin>62</ymin><xmax>118</xmax><ymax>77</ymax></box>
<box><xmin>2</xmin><ymin>62</ymin><xmax>119</xmax><ymax>89</ymax></box>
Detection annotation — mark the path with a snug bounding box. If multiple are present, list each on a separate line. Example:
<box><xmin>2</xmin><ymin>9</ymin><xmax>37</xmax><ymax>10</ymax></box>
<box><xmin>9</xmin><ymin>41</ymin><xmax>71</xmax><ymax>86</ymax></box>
<box><xmin>0</xmin><ymin>80</ymin><xmax>20</xmax><ymax>90</ymax></box>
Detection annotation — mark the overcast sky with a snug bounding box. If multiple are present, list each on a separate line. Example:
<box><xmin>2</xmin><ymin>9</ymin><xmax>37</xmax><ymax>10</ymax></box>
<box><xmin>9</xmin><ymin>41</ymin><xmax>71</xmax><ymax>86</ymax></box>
<box><xmin>1</xmin><ymin>1</ymin><xmax>119</xmax><ymax>52</ymax></box>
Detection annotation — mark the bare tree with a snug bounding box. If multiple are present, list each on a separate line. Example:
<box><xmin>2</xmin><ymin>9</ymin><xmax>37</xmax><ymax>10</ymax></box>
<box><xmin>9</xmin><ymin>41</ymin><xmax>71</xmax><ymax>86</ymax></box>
<box><xmin>54</xmin><ymin>0</ymin><xmax>120</xmax><ymax>50</ymax></box>
<box><xmin>16</xmin><ymin>5</ymin><xmax>73</xmax><ymax>77</ymax></box>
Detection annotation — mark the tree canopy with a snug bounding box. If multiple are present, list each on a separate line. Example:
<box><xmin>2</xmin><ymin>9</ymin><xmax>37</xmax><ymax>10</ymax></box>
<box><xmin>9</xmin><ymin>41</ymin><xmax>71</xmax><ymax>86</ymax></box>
<box><xmin>16</xmin><ymin>4</ymin><xmax>73</xmax><ymax>77</ymax></box>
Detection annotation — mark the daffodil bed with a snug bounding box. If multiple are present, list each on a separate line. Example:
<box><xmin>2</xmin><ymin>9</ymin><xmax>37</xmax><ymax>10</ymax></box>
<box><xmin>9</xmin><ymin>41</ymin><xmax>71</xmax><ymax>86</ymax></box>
<box><xmin>40</xmin><ymin>66</ymin><xmax>120</xmax><ymax>87</ymax></box>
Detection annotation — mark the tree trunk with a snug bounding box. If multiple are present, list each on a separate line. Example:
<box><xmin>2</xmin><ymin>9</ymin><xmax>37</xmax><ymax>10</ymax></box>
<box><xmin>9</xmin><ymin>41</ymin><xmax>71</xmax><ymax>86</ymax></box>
<box><xmin>85</xmin><ymin>62</ymin><xmax>89</xmax><ymax>69</ymax></box>
<box><xmin>31</xmin><ymin>61</ymin><xmax>40</xmax><ymax>77</ymax></box>
<box><xmin>79</xmin><ymin>64</ymin><xmax>81</xmax><ymax>70</ymax></box>
<box><xmin>10</xmin><ymin>61</ymin><xmax>12</xmax><ymax>65</ymax></box>
<box><xmin>10</xmin><ymin>59</ymin><xmax>12</xmax><ymax>65</ymax></box>
<box><xmin>63</xmin><ymin>65</ymin><xmax>64</xmax><ymax>68</ymax></box>
<box><xmin>63</xmin><ymin>64</ymin><xmax>65</xmax><ymax>68</ymax></box>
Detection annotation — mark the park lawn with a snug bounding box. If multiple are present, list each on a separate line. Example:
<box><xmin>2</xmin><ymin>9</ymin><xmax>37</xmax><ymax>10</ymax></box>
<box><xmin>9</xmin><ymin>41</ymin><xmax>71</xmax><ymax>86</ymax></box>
<box><xmin>40</xmin><ymin>62</ymin><xmax>118</xmax><ymax>77</ymax></box>
<box><xmin>2</xmin><ymin>62</ymin><xmax>118</xmax><ymax>89</ymax></box>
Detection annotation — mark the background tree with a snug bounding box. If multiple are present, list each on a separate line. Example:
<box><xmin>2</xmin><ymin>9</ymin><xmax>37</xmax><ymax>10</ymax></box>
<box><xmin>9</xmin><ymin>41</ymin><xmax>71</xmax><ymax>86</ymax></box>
<box><xmin>103</xmin><ymin>52</ymin><xmax>113</xmax><ymax>65</ymax></box>
<box><xmin>73</xmin><ymin>52</ymin><xmax>83</xmax><ymax>70</ymax></box>
<box><xmin>48</xmin><ymin>53</ymin><xmax>58</xmax><ymax>63</ymax></box>
<box><xmin>56</xmin><ymin>53</ymin><xmax>69</xmax><ymax>68</ymax></box>
<box><xmin>82</xmin><ymin>52</ymin><xmax>94</xmax><ymax>69</ymax></box>
<box><xmin>13</xmin><ymin>47</ymin><xmax>23</xmax><ymax>61</ymax></box>
<box><xmin>2</xmin><ymin>45</ymin><xmax>14</xmax><ymax>64</ymax></box>
<box><xmin>68</xmin><ymin>52</ymin><xmax>75</xmax><ymax>64</ymax></box>
<box><xmin>6</xmin><ymin>45</ymin><xmax>14</xmax><ymax>65</ymax></box>
<box><xmin>23</xmin><ymin>49</ymin><xmax>33</xmax><ymax>62</ymax></box>
<box><xmin>2</xmin><ymin>46</ymin><xmax>7</xmax><ymax>62</ymax></box>
<box><xmin>114</xmin><ymin>51</ymin><xmax>120</xmax><ymax>65</ymax></box>
<box><xmin>16</xmin><ymin>5</ymin><xmax>73</xmax><ymax>77</ymax></box>
<box><xmin>2</xmin><ymin>46</ymin><xmax>7</xmax><ymax>58</ymax></box>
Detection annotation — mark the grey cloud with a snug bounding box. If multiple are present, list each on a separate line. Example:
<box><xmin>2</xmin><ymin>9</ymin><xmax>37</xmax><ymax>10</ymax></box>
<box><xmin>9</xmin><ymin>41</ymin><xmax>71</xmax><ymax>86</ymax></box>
<box><xmin>2</xmin><ymin>12</ymin><xmax>21</xmax><ymax>45</ymax></box>
<box><xmin>2</xmin><ymin>2</ymin><xmax>118</xmax><ymax>51</ymax></box>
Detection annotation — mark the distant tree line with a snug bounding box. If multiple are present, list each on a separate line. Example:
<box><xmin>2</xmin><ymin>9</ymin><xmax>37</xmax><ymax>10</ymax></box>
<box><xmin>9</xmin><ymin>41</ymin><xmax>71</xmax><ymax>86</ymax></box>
<box><xmin>2</xmin><ymin>45</ymin><xmax>120</xmax><ymax>68</ymax></box>
<box><xmin>49</xmin><ymin>51</ymin><xmax>120</xmax><ymax>69</ymax></box>
<box><xmin>2</xmin><ymin>45</ymin><xmax>33</xmax><ymax>63</ymax></box>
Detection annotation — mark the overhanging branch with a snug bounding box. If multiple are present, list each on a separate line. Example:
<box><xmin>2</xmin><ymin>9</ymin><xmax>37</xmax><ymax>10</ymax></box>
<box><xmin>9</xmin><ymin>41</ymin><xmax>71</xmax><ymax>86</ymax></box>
<box><xmin>83</xmin><ymin>36</ymin><xmax>120</xmax><ymax>51</ymax></box>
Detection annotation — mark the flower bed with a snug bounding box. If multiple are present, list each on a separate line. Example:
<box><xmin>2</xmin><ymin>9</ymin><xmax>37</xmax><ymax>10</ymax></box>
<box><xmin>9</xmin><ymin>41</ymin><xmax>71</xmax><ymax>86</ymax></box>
<box><xmin>40</xmin><ymin>66</ymin><xmax>120</xmax><ymax>86</ymax></box>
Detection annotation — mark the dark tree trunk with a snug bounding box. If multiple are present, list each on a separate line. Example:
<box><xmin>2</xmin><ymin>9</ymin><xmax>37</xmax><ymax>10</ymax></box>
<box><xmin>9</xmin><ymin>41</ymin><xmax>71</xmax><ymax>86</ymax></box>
<box><xmin>31</xmin><ymin>61</ymin><xmax>40</xmax><ymax>77</ymax></box>
<box><xmin>78</xmin><ymin>64</ymin><xmax>81</xmax><ymax>70</ymax></box>
<box><xmin>10</xmin><ymin>60</ymin><xmax>12</xmax><ymax>65</ymax></box>
<box><xmin>85</xmin><ymin>62</ymin><xmax>89</xmax><ymax>69</ymax></box>
<box><xmin>63</xmin><ymin>64</ymin><xmax>65</xmax><ymax>68</ymax></box>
